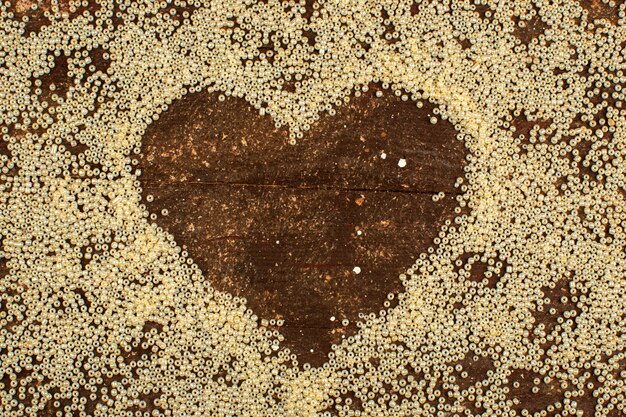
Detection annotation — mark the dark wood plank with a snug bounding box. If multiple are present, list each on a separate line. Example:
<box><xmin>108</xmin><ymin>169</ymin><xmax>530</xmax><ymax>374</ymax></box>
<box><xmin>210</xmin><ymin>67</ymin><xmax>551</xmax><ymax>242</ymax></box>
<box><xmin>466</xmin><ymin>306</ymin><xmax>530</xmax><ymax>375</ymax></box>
<box><xmin>139</xmin><ymin>86</ymin><xmax>464</xmax><ymax>194</ymax></box>
<box><xmin>138</xmin><ymin>87</ymin><xmax>467</xmax><ymax>365</ymax></box>
<box><xmin>3</xmin><ymin>1</ymin><xmax>621</xmax><ymax>413</ymax></box>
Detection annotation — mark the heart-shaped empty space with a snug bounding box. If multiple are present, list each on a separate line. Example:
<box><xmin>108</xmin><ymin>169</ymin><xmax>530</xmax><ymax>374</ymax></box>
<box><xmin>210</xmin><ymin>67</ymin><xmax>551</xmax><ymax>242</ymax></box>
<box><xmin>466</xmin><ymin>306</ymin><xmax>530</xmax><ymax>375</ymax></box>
<box><xmin>138</xmin><ymin>86</ymin><xmax>466</xmax><ymax>366</ymax></box>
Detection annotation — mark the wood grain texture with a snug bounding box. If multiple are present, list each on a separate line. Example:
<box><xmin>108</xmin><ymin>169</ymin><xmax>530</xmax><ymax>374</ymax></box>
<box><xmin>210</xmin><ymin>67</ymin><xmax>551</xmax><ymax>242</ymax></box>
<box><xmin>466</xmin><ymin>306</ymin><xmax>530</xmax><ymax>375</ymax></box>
<box><xmin>2</xmin><ymin>0</ymin><xmax>620</xmax><ymax>413</ymax></box>
<box><xmin>138</xmin><ymin>87</ymin><xmax>467</xmax><ymax>365</ymax></box>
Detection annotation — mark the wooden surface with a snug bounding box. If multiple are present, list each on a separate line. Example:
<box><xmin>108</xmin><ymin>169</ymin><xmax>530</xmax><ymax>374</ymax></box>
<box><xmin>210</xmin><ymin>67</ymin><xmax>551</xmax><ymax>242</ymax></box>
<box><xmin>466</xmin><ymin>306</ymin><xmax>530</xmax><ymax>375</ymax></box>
<box><xmin>1</xmin><ymin>0</ymin><xmax>621</xmax><ymax>414</ymax></box>
<box><xmin>138</xmin><ymin>87</ymin><xmax>466</xmax><ymax>366</ymax></box>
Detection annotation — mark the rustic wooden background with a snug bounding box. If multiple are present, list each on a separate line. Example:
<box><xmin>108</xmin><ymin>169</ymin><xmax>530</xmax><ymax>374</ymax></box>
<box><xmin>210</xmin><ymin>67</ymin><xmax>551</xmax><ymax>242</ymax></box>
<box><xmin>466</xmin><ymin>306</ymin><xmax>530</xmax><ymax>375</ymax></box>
<box><xmin>1</xmin><ymin>0</ymin><xmax>620</xmax><ymax>415</ymax></box>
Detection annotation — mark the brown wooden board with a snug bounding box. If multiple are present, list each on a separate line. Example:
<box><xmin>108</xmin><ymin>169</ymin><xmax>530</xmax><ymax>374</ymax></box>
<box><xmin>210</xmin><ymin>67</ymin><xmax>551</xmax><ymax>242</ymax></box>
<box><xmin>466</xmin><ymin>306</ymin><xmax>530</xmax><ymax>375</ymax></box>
<box><xmin>1</xmin><ymin>0</ymin><xmax>621</xmax><ymax>414</ymax></box>
<box><xmin>138</xmin><ymin>87</ymin><xmax>466</xmax><ymax>365</ymax></box>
